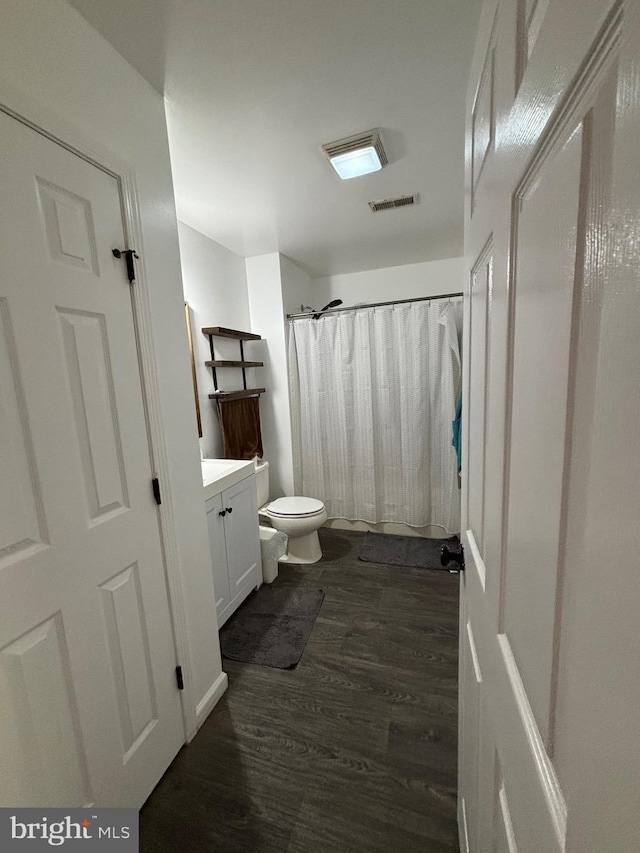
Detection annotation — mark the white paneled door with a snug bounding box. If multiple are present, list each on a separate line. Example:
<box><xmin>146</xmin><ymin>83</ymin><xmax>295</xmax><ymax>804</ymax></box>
<box><xmin>460</xmin><ymin>0</ymin><xmax>640</xmax><ymax>851</ymax></box>
<box><xmin>0</xmin><ymin>111</ymin><xmax>184</xmax><ymax>807</ymax></box>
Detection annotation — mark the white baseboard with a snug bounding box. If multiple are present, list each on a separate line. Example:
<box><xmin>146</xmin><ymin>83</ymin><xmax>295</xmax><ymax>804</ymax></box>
<box><xmin>191</xmin><ymin>671</ymin><xmax>228</xmax><ymax>739</ymax></box>
<box><xmin>459</xmin><ymin>797</ymin><xmax>470</xmax><ymax>853</ymax></box>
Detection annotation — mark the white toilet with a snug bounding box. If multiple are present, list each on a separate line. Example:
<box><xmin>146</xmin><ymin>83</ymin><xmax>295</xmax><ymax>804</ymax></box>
<box><xmin>255</xmin><ymin>460</ymin><xmax>327</xmax><ymax>564</ymax></box>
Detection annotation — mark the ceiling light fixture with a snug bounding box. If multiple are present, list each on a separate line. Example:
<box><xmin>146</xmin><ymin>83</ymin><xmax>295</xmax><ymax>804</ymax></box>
<box><xmin>322</xmin><ymin>130</ymin><xmax>388</xmax><ymax>180</ymax></box>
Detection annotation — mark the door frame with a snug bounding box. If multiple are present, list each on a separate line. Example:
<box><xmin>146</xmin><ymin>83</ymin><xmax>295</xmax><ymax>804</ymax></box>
<box><xmin>0</xmin><ymin>79</ymin><xmax>197</xmax><ymax>739</ymax></box>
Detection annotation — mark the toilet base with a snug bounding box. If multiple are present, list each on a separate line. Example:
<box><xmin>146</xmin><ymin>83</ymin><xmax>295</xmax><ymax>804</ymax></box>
<box><xmin>278</xmin><ymin>530</ymin><xmax>322</xmax><ymax>564</ymax></box>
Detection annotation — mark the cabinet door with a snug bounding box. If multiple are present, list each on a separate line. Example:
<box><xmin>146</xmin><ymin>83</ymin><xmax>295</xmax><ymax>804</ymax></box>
<box><xmin>205</xmin><ymin>494</ymin><xmax>230</xmax><ymax>619</ymax></box>
<box><xmin>222</xmin><ymin>476</ymin><xmax>261</xmax><ymax>600</ymax></box>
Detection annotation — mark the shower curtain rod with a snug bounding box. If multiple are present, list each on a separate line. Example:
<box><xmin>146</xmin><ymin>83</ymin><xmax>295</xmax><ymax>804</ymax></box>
<box><xmin>286</xmin><ymin>291</ymin><xmax>464</xmax><ymax>319</ymax></box>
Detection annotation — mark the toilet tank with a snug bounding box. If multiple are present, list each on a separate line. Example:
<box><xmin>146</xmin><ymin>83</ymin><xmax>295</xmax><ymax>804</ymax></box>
<box><xmin>255</xmin><ymin>459</ymin><xmax>269</xmax><ymax>508</ymax></box>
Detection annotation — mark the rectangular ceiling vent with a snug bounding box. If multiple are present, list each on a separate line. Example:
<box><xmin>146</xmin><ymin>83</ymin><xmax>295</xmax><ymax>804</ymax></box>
<box><xmin>368</xmin><ymin>194</ymin><xmax>419</xmax><ymax>213</ymax></box>
<box><xmin>322</xmin><ymin>130</ymin><xmax>388</xmax><ymax>166</ymax></box>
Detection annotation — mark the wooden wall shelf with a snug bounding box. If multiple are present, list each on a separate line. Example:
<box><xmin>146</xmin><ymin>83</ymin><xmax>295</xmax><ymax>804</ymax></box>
<box><xmin>205</xmin><ymin>360</ymin><xmax>263</xmax><ymax>369</ymax></box>
<box><xmin>202</xmin><ymin>326</ymin><xmax>261</xmax><ymax>341</ymax></box>
<box><xmin>208</xmin><ymin>389</ymin><xmax>266</xmax><ymax>402</ymax></box>
<box><xmin>202</xmin><ymin>326</ymin><xmax>265</xmax><ymax>402</ymax></box>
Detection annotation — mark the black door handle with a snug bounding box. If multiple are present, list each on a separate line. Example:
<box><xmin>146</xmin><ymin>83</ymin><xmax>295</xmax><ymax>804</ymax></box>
<box><xmin>218</xmin><ymin>509</ymin><xmax>226</xmax><ymax>517</ymax></box>
<box><xmin>226</xmin><ymin>507</ymin><xmax>233</xmax><ymax>514</ymax></box>
<box><xmin>440</xmin><ymin>544</ymin><xmax>465</xmax><ymax>571</ymax></box>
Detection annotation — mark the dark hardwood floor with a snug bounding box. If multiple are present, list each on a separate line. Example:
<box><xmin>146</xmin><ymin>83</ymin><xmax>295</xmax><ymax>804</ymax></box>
<box><xmin>140</xmin><ymin>528</ymin><xmax>460</xmax><ymax>852</ymax></box>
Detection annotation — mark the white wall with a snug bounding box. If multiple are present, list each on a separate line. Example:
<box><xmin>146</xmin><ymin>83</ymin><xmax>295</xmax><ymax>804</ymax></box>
<box><xmin>313</xmin><ymin>256</ymin><xmax>464</xmax><ymax>306</ymax></box>
<box><xmin>178</xmin><ymin>231</ymin><xmax>313</xmax><ymax>503</ymax></box>
<box><xmin>178</xmin><ymin>222</ymin><xmax>252</xmax><ymax>458</ymax></box>
<box><xmin>1</xmin><ymin>0</ymin><xmax>222</xmax><ymax>734</ymax></box>
<box><xmin>245</xmin><ymin>254</ymin><xmax>292</xmax><ymax>498</ymax></box>
<box><xmin>280</xmin><ymin>255</ymin><xmax>314</xmax><ymax>317</ymax></box>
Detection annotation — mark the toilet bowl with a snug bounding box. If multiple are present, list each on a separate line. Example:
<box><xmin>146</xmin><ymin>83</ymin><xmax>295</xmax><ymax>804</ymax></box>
<box><xmin>264</xmin><ymin>497</ymin><xmax>327</xmax><ymax>564</ymax></box>
<box><xmin>255</xmin><ymin>460</ymin><xmax>327</xmax><ymax>564</ymax></box>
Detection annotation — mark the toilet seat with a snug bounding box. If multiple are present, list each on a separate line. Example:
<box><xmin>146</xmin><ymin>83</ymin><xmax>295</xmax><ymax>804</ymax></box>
<box><xmin>266</xmin><ymin>496</ymin><xmax>324</xmax><ymax>518</ymax></box>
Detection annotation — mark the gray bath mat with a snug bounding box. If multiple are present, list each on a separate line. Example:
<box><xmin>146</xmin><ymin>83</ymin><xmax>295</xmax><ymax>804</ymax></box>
<box><xmin>220</xmin><ymin>586</ymin><xmax>325</xmax><ymax>669</ymax></box>
<box><xmin>359</xmin><ymin>532</ymin><xmax>459</xmax><ymax>571</ymax></box>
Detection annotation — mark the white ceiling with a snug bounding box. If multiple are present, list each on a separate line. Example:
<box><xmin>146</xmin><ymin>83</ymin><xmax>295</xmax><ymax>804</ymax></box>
<box><xmin>68</xmin><ymin>0</ymin><xmax>480</xmax><ymax>278</ymax></box>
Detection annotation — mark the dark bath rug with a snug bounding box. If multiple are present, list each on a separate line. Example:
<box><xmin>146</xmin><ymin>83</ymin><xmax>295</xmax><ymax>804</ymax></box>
<box><xmin>359</xmin><ymin>531</ymin><xmax>459</xmax><ymax>571</ymax></box>
<box><xmin>219</xmin><ymin>586</ymin><xmax>325</xmax><ymax>669</ymax></box>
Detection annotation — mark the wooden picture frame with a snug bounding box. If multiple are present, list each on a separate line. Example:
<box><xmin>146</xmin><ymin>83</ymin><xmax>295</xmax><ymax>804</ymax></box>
<box><xmin>184</xmin><ymin>301</ymin><xmax>203</xmax><ymax>438</ymax></box>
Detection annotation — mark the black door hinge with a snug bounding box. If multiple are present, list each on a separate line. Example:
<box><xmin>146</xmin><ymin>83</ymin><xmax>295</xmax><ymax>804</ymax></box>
<box><xmin>175</xmin><ymin>666</ymin><xmax>184</xmax><ymax>691</ymax></box>
<box><xmin>112</xmin><ymin>248</ymin><xmax>139</xmax><ymax>284</ymax></box>
<box><xmin>152</xmin><ymin>477</ymin><xmax>162</xmax><ymax>505</ymax></box>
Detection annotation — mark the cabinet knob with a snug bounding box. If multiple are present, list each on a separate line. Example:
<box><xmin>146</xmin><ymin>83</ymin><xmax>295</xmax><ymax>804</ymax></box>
<box><xmin>218</xmin><ymin>509</ymin><xmax>226</xmax><ymax>517</ymax></box>
<box><xmin>226</xmin><ymin>506</ymin><xmax>233</xmax><ymax>514</ymax></box>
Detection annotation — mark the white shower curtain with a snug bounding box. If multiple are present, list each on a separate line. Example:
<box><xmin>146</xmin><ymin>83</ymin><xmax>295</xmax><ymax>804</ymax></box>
<box><xmin>288</xmin><ymin>299</ymin><xmax>461</xmax><ymax>533</ymax></box>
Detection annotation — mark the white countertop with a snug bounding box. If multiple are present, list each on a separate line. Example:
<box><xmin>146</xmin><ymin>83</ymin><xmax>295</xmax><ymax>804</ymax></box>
<box><xmin>201</xmin><ymin>458</ymin><xmax>255</xmax><ymax>500</ymax></box>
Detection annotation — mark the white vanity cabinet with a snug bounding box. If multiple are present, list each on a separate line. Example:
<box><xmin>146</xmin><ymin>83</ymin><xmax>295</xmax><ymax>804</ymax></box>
<box><xmin>205</xmin><ymin>470</ymin><xmax>261</xmax><ymax>627</ymax></box>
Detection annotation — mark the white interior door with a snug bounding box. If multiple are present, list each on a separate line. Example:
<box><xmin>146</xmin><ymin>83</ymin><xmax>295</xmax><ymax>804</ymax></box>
<box><xmin>0</xmin><ymin>111</ymin><xmax>184</xmax><ymax>807</ymax></box>
<box><xmin>460</xmin><ymin>0</ymin><xmax>640</xmax><ymax>851</ymax></box>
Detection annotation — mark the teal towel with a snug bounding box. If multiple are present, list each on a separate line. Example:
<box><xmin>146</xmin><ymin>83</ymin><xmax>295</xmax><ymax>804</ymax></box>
<box><xmin>452</xmin><ymin>395</ymin><xmax>462</xmax><ymax>473</ymax></box>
